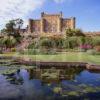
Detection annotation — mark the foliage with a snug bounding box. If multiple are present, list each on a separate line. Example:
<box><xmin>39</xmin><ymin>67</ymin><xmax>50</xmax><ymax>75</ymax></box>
<box><xmin>0</xmin><ymin>36</ymin><xmax>17</xmax><ymax>48</ymax></box>
<box><xmin>53</xmin><ymin>87</ymin><xmax>62</xmax><ymax>93</ymax></box>
<box><xmin>94</xmin><ymin>46</ymin><xmax>100</xmax><ymax>52</ymax></box>
<box><xmin>27</xmin><ymin>35</ymin><xmax>100</xmax><ymax>54</ymax></box>
<box><xmin>28</xmin><ymin>37</ymin><xmax>65</xmax><ymax>50</ymax></box>
<box><xmin>92</xmin><ymin>37</ymin><xmax>100</xmax><ymax>46</ymax></box>
<box><xmin>40</xmin><ymin>38</ymin><xmax>54</xmax><ymax>49</ymax></box>
<box><xmin>79</xmin><ymin>44</ymin><xmax>93</xmax><ymax>51</ymax></box>
<box><xmin>11</xmin><ymin>48</ymin><xmax>16</xmax><ymax>52</ymax></box>
<box><xmin>27</xmin><ymin>36</ymin><xmax>95</xmax><ymax>51</ymax></box>
<box><xmin>0</xmin><ymin>19</ymin><xmax>24</xmax><ymax>49</ymax></box>
<box><xmin>0</xmin><ymin>19</ymin><xmax>23</xmax><ymax>44</ymax></box>
<box><xmin>28</xmin><ymin>41</ymin><xmax>36</xmax><ymax>49</ymax></box>
<box><xmin>50</xmin><ymin>37</ymin><xmax>65</xmax><ymax>49</ymax></box>
<box><xmin>86</xmin><ymin>49</ymin><xmax>97</xmax><ymax>55</ymax></box>
<box><xmin>65</xmin><ymin>37</ymin><xmax>79</xmax><ymax>49</ymax></box>
<box><xmin>20</xmin><ymin>49</ymin><xmax>57</xmax><ymax>55</ymax></box>
<box><xmin>66</xmin><ymin>28</ymin><xmax>85</xmax><ymax>37</ymax></box>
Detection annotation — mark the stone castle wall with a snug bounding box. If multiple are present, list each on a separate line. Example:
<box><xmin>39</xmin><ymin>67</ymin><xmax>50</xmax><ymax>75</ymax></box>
<box><xmin>28</xmin><ymin>12</ymin><xmax>75</xmax><ymax>36</ymax></box>
<box><xmin>84</xmin><ymin>32</ymin><xmax>100</xmax><ymax>36</ymax></box>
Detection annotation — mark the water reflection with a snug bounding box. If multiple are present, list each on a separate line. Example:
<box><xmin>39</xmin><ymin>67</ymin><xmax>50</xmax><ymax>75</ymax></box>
<box><xmin>27</xmin><ymin>67</ymin><xmax>84</xmax><ymax>83</ymax></box>
<box><xmin>5</xmin><ymin>67</ymin><xmax>100</xmax><ymax>85</ymax></box>
<box><xmin>1</xmin><ymin>67</ymin><xmax>100</xmax><ymax>100</ymax></box>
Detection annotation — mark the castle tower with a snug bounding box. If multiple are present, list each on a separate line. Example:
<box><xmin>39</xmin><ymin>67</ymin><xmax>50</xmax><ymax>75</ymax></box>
<box><xmin>28</xmin><ymin>12</ymin><xmax>76</xmax><ymax>36</ymax></box>
<box><xmin>28</xmin><ymin>19</ymin><xmax>33</xmax><ymax>33</ymax></box>
<box><xmin>70</xmin><ymin>17</ymin><xmax>76</xmax><ymax>29</ymax></box>
<box><xmin>41</xmin><ymin>12</ymin><xmax>45</xmax><ymax>33</ymax></box>
<box><xmin>57</xmin><ymin>12</ymin><xmax>62</xmax><ymax>33</ymax></box>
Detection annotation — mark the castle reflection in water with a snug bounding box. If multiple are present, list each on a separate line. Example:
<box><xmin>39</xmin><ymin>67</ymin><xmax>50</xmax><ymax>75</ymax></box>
<box><xmin>27</xmin><ymin>67</ymin><xmax>84</xmax><ymax>83</ymax></box>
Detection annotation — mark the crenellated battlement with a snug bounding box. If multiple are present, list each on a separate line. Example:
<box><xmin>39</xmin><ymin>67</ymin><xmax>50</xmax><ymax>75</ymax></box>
<box><xmin>28</xmin><ymin>12</ymin><xmax>76</xmax><ymax>36</ymax></box>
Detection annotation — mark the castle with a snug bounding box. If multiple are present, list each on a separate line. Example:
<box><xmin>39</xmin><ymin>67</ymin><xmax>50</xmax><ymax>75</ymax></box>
<box><xmin>1</xmin><ymin>12</ymin><xmax>100</xmax><ymax>37</ymax></box>
<box><xmin>28</xmin><ymin>12</ymin><xmax>75</xmax><ymax>36</ymax></box>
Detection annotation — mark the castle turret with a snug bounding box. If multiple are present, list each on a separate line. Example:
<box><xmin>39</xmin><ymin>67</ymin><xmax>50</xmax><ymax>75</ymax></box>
<box><xmin>28</xmin><ymin>19</ymin><xmax>33</xmax><ymax>33</ymax></box>
<box><xmin>70</xmin><ymin>17</ymin><xmax>76</xmax><ymax>29</ymax></box>
<box><xmin>60</xmin><ymin>11</ymin><xmax>63</xmax><ymax>18</ymax></box>
<box><xmin>41</xmin><ymin>12</ymin><xmax>44</xmax><ymax>17</ymax></box>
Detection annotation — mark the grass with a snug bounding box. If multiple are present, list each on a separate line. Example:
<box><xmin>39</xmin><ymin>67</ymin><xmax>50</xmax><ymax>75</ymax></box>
<box><xmin>0</xmin><ymin>52</ymin><xmax>18</xmax><ymax>57</ymax></box>
<box><xmin>20</xmin><ymin>52</ymin><xmax>100</xmax><ymax>64</ymax></box>
<box><xmin>0</xmin><ymin>52</ymin><xmax>100</xmax><ymax>65</ymax></box>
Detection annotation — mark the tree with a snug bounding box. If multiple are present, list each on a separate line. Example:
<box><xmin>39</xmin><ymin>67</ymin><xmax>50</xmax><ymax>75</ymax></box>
<box><xmin>0</xmin><ymin>36</ymin><xmax>17</xmax><ymax>48</ymax></box>
<box><xmin>66</xmin><ymin>28</ymin><xmax>74</xmax><ymax>37</ymax></box>
<box><xmin>1</xmin><ymin>19</ymin><xmax>23</xmax><ymax>37</ymax></box>
<box><xmin>66</xmin><ymin>28</ymin><xmax>85</xmax><ymax>37</ymax></box>
<box><xmin>74</xmin><ymin>29</ymin><xmax>85</xmax><ymax>36</ymax></box>
<box><xmin>40</xmin><ymin>38</ymin><xmax>54</xmax><ymax>49</ymax></box>
<box><xmin>5</xmin><ymin>20</ymin><xmax>16</xmax><ymax>36</ymax></box>
<box><xmin>51</xmin><ymin>37</ymin><xmax>64</xmax><ymax>49</ymax></box>
<box><xmin>14</xmin><ymin>19</ymin><xmax>23</xmax><ymax>30</ymax></box>
<box><xmin>1</xmin><ymin>19</ymin><xmax>23</xmax><ymax>45</ymax></box>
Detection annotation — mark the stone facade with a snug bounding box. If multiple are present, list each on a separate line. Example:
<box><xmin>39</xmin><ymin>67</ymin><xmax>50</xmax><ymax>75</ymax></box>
<box><xmin>28</xmin><ymin>12</ymin><xmax>75</xmax><ymax>36</ymax></box>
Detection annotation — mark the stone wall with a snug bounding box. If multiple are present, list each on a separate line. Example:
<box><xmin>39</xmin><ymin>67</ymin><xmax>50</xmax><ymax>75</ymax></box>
<box><xmin>28</xmin><ymin>12</ymin><xmax>76</xmax><ymax>36</ymax></box>
<box><xmin>84</xmin><ymin>32</ymin><xmax>100</xmax><ymax>36</ymax></box>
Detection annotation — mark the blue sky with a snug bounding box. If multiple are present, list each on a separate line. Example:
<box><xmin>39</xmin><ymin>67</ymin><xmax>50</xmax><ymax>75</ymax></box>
<box><xmin>0</xmin><ymin>0</ymin><xmax>100</xmax><ymax>31</ymax></box>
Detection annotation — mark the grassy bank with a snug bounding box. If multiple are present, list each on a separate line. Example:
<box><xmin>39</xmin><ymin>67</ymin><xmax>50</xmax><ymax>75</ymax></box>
<box><xmin>0</xmin><ymin>52</ymin><xmax>100</xmax><ymax>65</ymax></box>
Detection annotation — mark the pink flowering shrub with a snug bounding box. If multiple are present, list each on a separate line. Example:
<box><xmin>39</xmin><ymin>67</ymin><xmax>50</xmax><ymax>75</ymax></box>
<box><xmin>79</xmin><ymin>44</ymin><xmax>92</xmax><ymax>51</ymax></box>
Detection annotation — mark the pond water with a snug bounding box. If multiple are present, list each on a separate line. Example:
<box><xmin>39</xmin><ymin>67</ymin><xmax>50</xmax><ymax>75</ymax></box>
<box><xmin>0</xmin><ymin>58</ymin><xmax>100</xmax><ymax>100</ymax></box>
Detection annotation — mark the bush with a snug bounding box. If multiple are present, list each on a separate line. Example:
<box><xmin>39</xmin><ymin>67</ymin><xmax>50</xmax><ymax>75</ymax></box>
<box><xmin>19</xmin><ymin>49</ymin><xmax>38</xmax><ymax>55</ymax></box>
<box><xmin>26</xmin><ymin>49</ymin><xmax>40</xmax><ymax>55</ymax></box>
<box><xmin>64</xmin><ymin>37</ymin><xmax>79</xmax><ymax>49</ymax></box>
<box><xmin>92</xmin><ymin>37</ymin><xmax>100</xmax><ymax>46</ymax></box>
<box><xmin>11</xmin><ymin>48</ymin><xmax>16</xmax><ymax>52</ymax></box>
<box><xmin>95</xmin><ymin>52</ymin><xmax>100</xmax><ymax>55</ymax></box>
<box><xmin>87</xmin><ymin>49</ymin><xmax>100</xmax><ymax>55</ymax></box>
<box><xmin>40</xmin><ymin>38</ymin><xmax>54</xmax><ymax>49</ymax></box>
<box><xmin>0</xmin><ymin>48</ymin><xmax>3</xmax><ymax>54</ymax></box>
<box><xmin>26</xmin><ymin>36</ymin><xmax>100</xmax><ymax>51</ymax></box>
<box><xmin>86</xmin><ymin>49</ymin><xmax>96</xmax><ymax>55</ymax></box>
<box><xmin>79</xmin><ymin>44</ymin><xmax>92</xmax><ymax>51</ymax></box>
<box><xmin>94</xmin><ymin>46</ymin><xmax>100</xmax><ymax>52</ymax></box>
<box><xmin>19</xmin><ymin>49</ymin><xmax>57</xmax><ymax>55</ymax></box>
<box><xmin>78</xmin><ymin>49</ymin><xmax>86</xmax><ymax>52</ymax></box>
<box><xmin>38</xmin><ymin>48</ymin><xmax>57</xmax><ymax>54</ymax></box>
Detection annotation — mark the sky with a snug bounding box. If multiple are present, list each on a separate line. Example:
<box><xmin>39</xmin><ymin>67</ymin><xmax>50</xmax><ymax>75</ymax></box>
<box><xmin>0</xmin><ymin>0</ymin><xmax>100</xmax><ymax>32</ymax></box>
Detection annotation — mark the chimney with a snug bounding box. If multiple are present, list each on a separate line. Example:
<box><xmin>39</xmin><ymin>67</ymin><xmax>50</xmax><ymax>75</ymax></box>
<box><xmin>60</xmin><ymin>11</ymin><xmax>63</xmax><ymax>18</ymax></box>
<box><xmin>41</xmin><ymin>12</ymin><xmax>44</xmax><ymax>17</ymax></box>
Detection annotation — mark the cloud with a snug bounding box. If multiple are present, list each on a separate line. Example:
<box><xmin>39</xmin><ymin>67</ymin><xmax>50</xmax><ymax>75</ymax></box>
<box><xmin>0</xmin><ymin>0</ymin><xmax>45</xmax><ymax>29</ymax></box>
<box><xmin>54</xmin><ymin>0</ymin><xmax>65</xmax><ymax>3</ymax></box>
<box><xmin>54</xmin><ymin>0</ymin><xmax>76</xmax><ymax>4</ymax></box>
<box><xmin>0</xmin><ymin>0</ymin><xmax>74</xmax><ymax>30</ymax></box>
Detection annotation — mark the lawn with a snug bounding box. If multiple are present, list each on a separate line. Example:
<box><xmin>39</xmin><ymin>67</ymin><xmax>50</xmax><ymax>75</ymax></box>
<box><xmin>19</xmin><ymin>52</ymin><xmax>100</xmax><ymax>65</ymax></box>
<box><xmin>0</xmin><ymin>52</ymin><xmax>100</xmax><ymax>65</ymax></box>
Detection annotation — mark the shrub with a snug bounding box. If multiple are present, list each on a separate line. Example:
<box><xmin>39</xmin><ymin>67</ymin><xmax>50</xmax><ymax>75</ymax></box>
<box><xmin>19</xmin><ymin>49</ymin><xmax>57</xmax><ymax>55</ymax></box>
<box><xmin>19</xmin><ymin>49</ymin><xmax>38</xmax><ymax>55</ymax></box>
<box><xmin>92</xmin><ymin>37</ymin><xmax>100</xmax><ymax>46</ymax></box>
<box><xmin>53</xmin><ymin>37</ymin><xmax>65</xmax><ymax>49</ymax></box>
<box><xmin>64</xmin><ymin>37</ymin><xmax>79</xmax><ymax>49</ymax></box>
<box><xmin>85</xmin><ymin>37</ymin><xmax>93</xmax><ymax>45</ymax></box>
<box><xmin>79</xmin><ymin>44</ymin><xmax>92</xmax><ymax>51</ymax></box>
<box><xmin>95</xmin><ymin>52</ymin><xmax>100</xmax><ymax>55</ymax></box>
<box><xmin>39</xmin><ymin>48</ymin><xmax>57</xmax><ymax>54</ymax></box>
<box><xmin>26</xmin><ymin>36</ymin><xmax>100</xmax><ymax>51</ymax></box>
<box><xmin>94</xmin><ymin>46</ymin><xmax>100</xmax><ymax>52</ymax></box>
<box><xmin>40</xmin><ymin>38</ymin><xmax>54</xmax><ymax>49</ymax></box>
<box><xmin>11</xmin><ymin>48</ymin><xmax>16</xmax><ymax>52</ymax></box>
<box><xmin>86</xmin><ymin>49</ymin><xmax>96</xmax><ymax>55</ymax></box>
<box><xmin>0</xmin><ymin>48</ymin><xmax>3</xmax><ymax>54</ymax></box>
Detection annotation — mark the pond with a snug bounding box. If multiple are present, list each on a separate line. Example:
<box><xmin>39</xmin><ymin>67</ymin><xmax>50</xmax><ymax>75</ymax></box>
<box><xmin>0</xmin><ymin>57</ymin><xmax>100</xmax><ymax>100</ymax></box>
